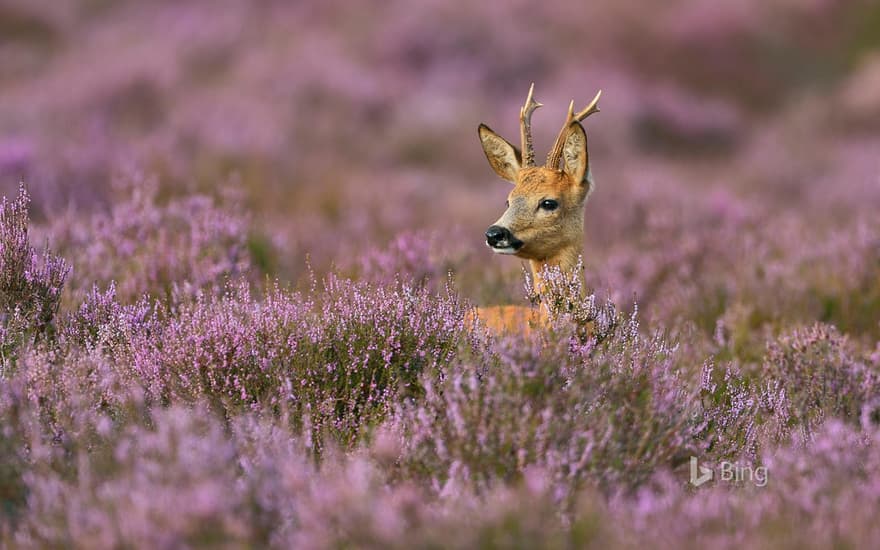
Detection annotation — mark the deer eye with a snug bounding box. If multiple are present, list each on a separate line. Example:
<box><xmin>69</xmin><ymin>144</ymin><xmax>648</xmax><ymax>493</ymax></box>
<box><xmin>539</xmin><ymin>199</ymin><xmax>558</xmax><ymax>211</ymax></box>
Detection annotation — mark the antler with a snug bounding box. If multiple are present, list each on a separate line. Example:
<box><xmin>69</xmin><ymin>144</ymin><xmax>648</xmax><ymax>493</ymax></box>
<box><xmin>545</xmin><ymin>90</ymin><xmax>602</xmax><ymax>169</ymax></box>
<box><xmin>519</xmin><ymin>83</ymin><xmax>543</xmax><ymax>167</ymax></box>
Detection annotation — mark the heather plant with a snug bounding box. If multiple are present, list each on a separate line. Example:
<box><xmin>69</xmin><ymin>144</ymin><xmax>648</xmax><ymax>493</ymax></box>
<box><xmin>0</xmin><ymin>376</ymin><xmax>29</xmax><ymax>529</ymax></box>
<box><xmin>0</xmin><ymin>345</ymin><xmax>150</xmax><ymax>531</ymax></box>
<box><xmin>125</xmin><ymin>275</ymin><xmax>470</xmax><ymax>453</ymax></box>
<box><xmin>60</xmin><ymin>282</ymin><xmax>155</xmax><ymax>355</ymax></box>
<box><xmin>0</xmin><ymin>184</ymin><xmax>68</xmax><ymax>366</ymax></box>
<box><xmin>791</xmin><ymin>220</ymin><xmax>880</xmax><ymax>338</ymax></box>
<box><xmin>13</xmin><ymin>404</ymin><xmax>251</xmax><ymax>548</ymax></box>
<box><xmin>267</xmin><ymin>459</ymin><xmax>613</xmax><ymax>549</ymax></box>
<box><xmin>762</xmin><ymin>323</ymin><xmax>880</xmax><ymax>436</ymax></box>
<box><xmin>594</xmin><ymin>187</ymin><xmax>880</xmax><ymax>351</ymax></box>
<box><xmin>615</xmin><ymin>421</ymin><xmax>880</xmax><ymax>550</ymax></box>
<box><xmin>356</xmin><ymin>229</ymin><xmax>462</xmax><ymax>290</ymax></box>
<box><xmin>525</xmin><ymin>260</ymin><xmax>619</xmax><ymax>342</ymax></box>
<box><xmin>709</xmin><ymin>216</ymin><xmax>880</xmax><ymax>344</ymax></box>
<box><xmin>697</xmin><ymin>360</ymin><xmax>792</xmax><ymax>462</ymax></box>
<box><xmin>6</xmin><ymin>398</ymin><xmax>616</xmax><ymax>549</ymax></box>
<box><xmin>47</xmin><ymin>176</ymin><xmax>253</xmax><ymax>304</ymax></box>
<box><xmin>8</xmin><ymin>395</ymin><xmax>880</xmax><ymax>548</ymax></box>
<box><xmin>698</xmin><ymin>322</ymin><xmax>880</xmax><ymax>463</ymax></box>
<box><xmin>398</xmin><ymin>289</ymin><xmax>701</xmax><ymax>502</ymax></box>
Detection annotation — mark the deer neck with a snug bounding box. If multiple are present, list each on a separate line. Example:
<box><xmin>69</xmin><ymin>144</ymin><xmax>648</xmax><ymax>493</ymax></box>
<box><xmin>528</xmin><ymin>242</ymin><xmax>584</xmax><ymax>297</ymax></box>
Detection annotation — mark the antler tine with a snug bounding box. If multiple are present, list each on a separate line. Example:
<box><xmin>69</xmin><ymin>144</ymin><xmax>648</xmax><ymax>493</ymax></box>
<box><xmin>574</xmin><ymin>89</ymin><xmax>602</xmax><ymax>121</ymax></box>
<box><xmin>519</xmin><ymin>83</ymin><xmax>543</xmax><ymax>167</ymax></box>
<box><xmin>546</xmin><ymin>90</ymin><xmax>602</xmax><ymax>169</ymax></box>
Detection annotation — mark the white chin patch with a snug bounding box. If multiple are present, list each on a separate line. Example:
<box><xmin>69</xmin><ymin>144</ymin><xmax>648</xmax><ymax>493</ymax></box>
<box><xmin>491</xmin><ymin>246</ymin><xmax>518</xmax><ymax>255</ymax></box>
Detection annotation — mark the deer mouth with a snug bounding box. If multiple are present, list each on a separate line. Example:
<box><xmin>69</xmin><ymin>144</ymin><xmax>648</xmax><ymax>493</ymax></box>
<box><xmin>487</xmin><ymin>237</ymin><xmax>524</xmax><ymax>255</ymax></box>
<box><xmin>485</xmin><ymin>224</ymin><xmax>524</xmax><ymax>254</ymax></box>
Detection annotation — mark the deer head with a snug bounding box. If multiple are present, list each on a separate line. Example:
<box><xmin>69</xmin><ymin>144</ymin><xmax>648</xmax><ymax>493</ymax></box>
<box><xmin>478</xmin><ymin>83</ymin><xmax>601</xmax><ymax>289</ymax></box>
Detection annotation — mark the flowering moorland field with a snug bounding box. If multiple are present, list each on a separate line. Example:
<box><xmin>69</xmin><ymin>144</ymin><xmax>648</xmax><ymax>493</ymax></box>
<box><xmin>2</xmin><ymin>0</ymin><xmax>880</xmax><ymax>547</ymax></box>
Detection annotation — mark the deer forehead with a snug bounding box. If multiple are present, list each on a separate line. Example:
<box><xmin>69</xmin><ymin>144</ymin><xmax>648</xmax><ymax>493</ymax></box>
<box><xmin>511</xmin><ymin>168</ymin><xmax>571</xmax><ymax>198</ymax></box>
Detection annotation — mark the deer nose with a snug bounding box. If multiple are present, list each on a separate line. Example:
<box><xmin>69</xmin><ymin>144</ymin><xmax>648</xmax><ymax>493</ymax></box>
<box><xmin>485</xmin><ymin>225</ymin><xmax>511</xmax><ymax>247</ymax></box>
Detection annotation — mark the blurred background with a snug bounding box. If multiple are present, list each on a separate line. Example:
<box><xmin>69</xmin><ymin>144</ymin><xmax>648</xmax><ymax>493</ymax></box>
<box><xmin>1</xmin><ymin>0</ymin><xmax>878</xmax><ymax>333</ymax></box>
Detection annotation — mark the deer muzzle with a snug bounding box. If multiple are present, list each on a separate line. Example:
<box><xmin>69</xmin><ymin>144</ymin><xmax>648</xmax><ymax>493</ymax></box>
<box><xmin>485</xmin><ymin>225</ymin><xmax>523</xmax><ymax>254</ymax></box>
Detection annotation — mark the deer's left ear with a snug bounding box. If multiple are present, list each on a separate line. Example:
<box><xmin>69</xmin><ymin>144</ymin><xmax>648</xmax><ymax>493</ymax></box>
<box><xmin>561</xmin><ymin>121</ymin><xmax>590</xmax><ymax>189</ymax></box>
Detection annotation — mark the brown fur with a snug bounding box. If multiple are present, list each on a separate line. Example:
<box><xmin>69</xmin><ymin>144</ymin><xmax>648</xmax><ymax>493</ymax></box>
<box><xmin>481</xmin><ymin>121</ymin><xmax>592</xmax><ymax>288</ymax></box>
<box><xmin>465</xmin><ymin>304</ymin><xmax>548</xmax><ymax>336</ymax></box>
<box><xmin>473</xmin><ymin>98</ymin><xmax>597</xmax><ymax>333</ymax></box>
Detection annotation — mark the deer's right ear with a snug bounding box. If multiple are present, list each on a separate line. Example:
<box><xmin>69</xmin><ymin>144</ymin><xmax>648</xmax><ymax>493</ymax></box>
<box><xmin>478</xmin><ymin>124</ymin><xmax>521</xmax><ymax>184</ymax></box>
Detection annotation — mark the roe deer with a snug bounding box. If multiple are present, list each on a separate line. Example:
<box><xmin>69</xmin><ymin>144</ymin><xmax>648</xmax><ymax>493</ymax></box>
<box><xmin>473</xmin><ymin>83</ymin><xmax>601</xmax><ymax>334</ymax></box>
